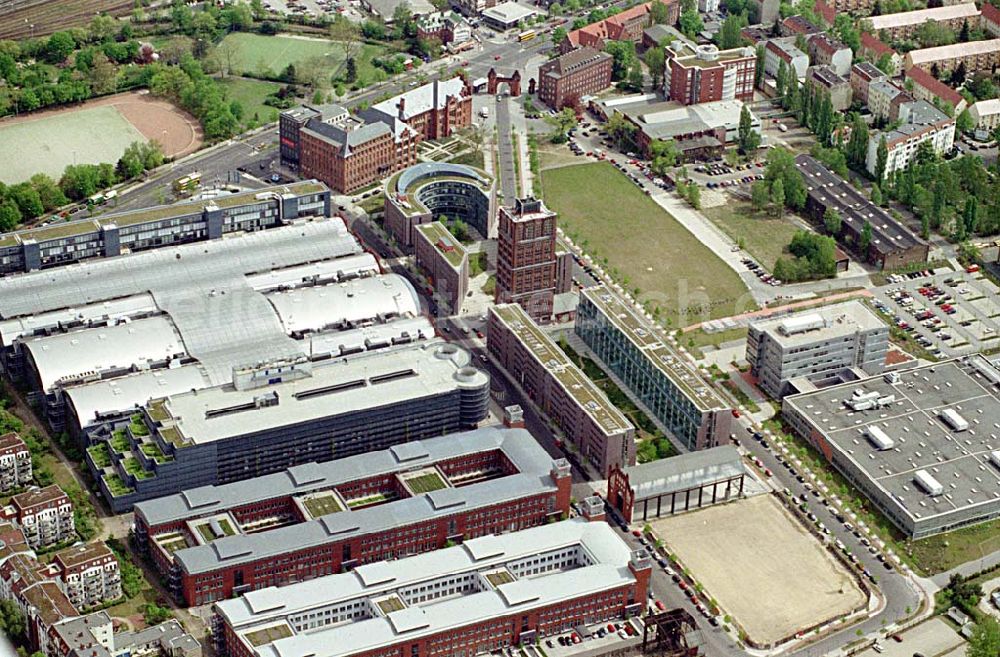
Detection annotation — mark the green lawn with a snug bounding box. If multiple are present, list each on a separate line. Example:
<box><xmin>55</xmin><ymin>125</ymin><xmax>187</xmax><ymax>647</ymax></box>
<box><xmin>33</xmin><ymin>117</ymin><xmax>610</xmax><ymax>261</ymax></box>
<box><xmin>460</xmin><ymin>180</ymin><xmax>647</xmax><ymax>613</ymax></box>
<box><xmin>218</xmin><ymin>32</ymin><xmax>389</xmax><ymax>86</ymax></box>
<box><xmin>701</xmin><ymin>200</ymin><xmax>802</xmax><ymax>273</ymax></box>
<box><xmin>540</xmin><ymin>162</ymin><xmax>749</xmax><ymax>328</ymax></box>
<box><xmin>219</xmin><ymin>77</ymin><xmax>284</xmax><ymax>127</ymax></box>
<box><xmin>405</xmin><ymin>472</ymin><xmax>447</xmax><ymax>494</ymax></box>
<box><xmin>303</xmin><ymin>494</ymin><xmax>344</xmax><ymax>518</ymax></box>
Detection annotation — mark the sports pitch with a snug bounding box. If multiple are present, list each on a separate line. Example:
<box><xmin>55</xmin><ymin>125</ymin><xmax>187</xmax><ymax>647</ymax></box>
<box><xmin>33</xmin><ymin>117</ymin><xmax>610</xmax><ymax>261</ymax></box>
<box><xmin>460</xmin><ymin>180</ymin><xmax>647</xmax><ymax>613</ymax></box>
<box><xmin>219</xmin><ymin>33</ymin><xmax>386</xmax><ymax>81</ymax></box>
<box><xmin>652</xmin><ymin>494</ymin><xmax>867</xmax><ymax>646</ymax></box>
<box><xmin>0</xmin><ymin>105</ymin><xmax>144</xmax><ymax>184</ymax></box>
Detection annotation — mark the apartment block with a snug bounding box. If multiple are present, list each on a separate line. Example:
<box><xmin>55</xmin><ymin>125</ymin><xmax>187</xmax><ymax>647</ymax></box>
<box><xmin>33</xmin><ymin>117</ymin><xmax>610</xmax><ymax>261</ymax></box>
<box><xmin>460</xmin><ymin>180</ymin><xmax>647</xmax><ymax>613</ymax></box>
<box><xmin>0</xmin><ymin>433</ymin><xmax>32</xmax><ymax>492</ymax></box>
<box><xmin>495</xmin><ymin>198</ymin><xmax>558</xmax><ymax>321</ymax></box>
<box><xmin>488</xmin><ymin>304</ymin><xmax>636</xmax><ymax>475</ymax></box>
<box><xmin>6</xmin><ymin>486</ymin><xmax>74</xmax><ymax>549</ymax></box>
<box><xmin>866</xmin><ymin>100</ymin><xmax>956</xmax><ymax>178</ymax></box>
<box><xmin>575</xmin><ymin>287</ymin><xmax>733</xmax><ymax>452</ymax></box>
<box><xmin>985</xmin><ymin>1</ymin><xmax>1000</xmax><ymax>37</ymax></box>
<box><xmin>860</xmin><ymin>33</ymin><xmax>902</xmax><ymax>75</ymax></box>
<box><xmin>867</xmin><ymin>79</ymin><xmax>912</xmax><ymax>121</ymax></box>
<box><xmin>969</xmin><ymin>98</ymin><xmax>1000</xmax><ymax>136</ymax></box>
<box><xmin>664</xmin><ymin>44</ymin><xmax>757</xmax><ymax>105</ymax></box>
<box><xmin>413</xmin><ymin>221</ymin><xmax>469</xmax><ymax>313</ymax></box>
<box><xmin>360</xmin><ymin>77</ymin><xmax>473</xmax><ymax>143</ymax></box>
<box><xmin>905</xmin><ymin>39</ymin><xmax>1000</xmax><ymax>75</ymax></box>
<box><xmin>849</xmin><ymin>61</ymin><xmax>887</xmax><ymax>106</ymax></box>
<box><xmin>133</xmin><ymin>426</ymin><xmax>569</xmax><ymax>606</ymax></box>
<box><xmin>746</xmin><ymin>301</ymin><xmax>889</xmax><ymax>398</ymax></box>
<box><xmin>764</xmin><ymin>38</ymin><xmax>809</xmax><ymax>79</ymax></box>
<box><xmin>806</xmin><ymin>33</ymin><xmax>852</xmax><ymax>77</ymax></box>
<box><xmin>904</xmin><ymin>67</ymin><xmax>967</xmax><ymax>114</ymax></box>
<box><xmin>212</xmin><ymin>520</ymin><xmax>653</xmax><ymax>657</ymax></box>
<box><xmin>538</xmin><ymin>47</ymin><xmax>614</xmax><ymax>110</ymax></box>
<box><xmin>51</xmin><ymin>543</ymin><xmax>121</xmax><ymax>610</ymax></box>
<box><xmin>869</xmin><ymin>4</ymin><xmax>980</xmax><ymax>41</ymax></box>
<box><xmin>0</xmin><ymin>181</ymin><xmax>330</xmax><ymax>276</ymax></box>
<box><xmin>807</xmin><ymin>65</ymin><xmax>852</xmax><ymax>112</ymax></box>
<box><xmin>49</xmin><ymin>612</ymin><xmax>200</xmax><ymax>657</ymax></box>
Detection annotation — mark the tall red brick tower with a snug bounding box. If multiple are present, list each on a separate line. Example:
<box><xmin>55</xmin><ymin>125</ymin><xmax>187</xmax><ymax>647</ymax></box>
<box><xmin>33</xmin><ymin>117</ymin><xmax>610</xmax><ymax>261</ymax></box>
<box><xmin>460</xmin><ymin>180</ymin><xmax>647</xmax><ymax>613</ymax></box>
<box><xmin>495</xmin><ymin>197</ymin><xmax>557</xmax><ymax>321</ymax></box>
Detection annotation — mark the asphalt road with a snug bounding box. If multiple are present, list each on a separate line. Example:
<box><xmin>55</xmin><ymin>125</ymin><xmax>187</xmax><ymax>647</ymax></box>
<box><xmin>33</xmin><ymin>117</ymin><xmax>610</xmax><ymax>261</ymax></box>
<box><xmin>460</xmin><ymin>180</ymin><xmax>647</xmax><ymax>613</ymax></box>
<box><xmin>730</xmin><ymin>417</ymin><xmax>924</xmax><ymax>656</ymax></box>
<box><xmin>496</xmin><ymin>95</ymin><xmax>518</xmax><ymax>203</ymax></box>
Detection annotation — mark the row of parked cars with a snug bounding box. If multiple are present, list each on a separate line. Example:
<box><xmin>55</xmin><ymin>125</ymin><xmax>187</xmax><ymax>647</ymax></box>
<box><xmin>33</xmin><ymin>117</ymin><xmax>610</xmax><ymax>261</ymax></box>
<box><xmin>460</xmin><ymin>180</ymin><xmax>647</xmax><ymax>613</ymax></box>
<box><xmin>741</xmin><ymin>258</ymin><xmax>783</xmax><ymax>286</ymax></box>
<box><xmin>629</xmin><ymin>529</ymin><xmax>719</xmax><ymax>626</ymax></box>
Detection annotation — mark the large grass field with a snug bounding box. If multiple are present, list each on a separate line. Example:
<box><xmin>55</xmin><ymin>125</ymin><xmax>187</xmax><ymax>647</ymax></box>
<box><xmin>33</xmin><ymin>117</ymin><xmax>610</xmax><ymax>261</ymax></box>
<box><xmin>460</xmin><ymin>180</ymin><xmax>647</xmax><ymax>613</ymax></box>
<box><xmin>701</xmin><ymin>200</ymin><xmax>802</xmax><ymax>273</ymax></box>
<box><xmin>219</xmin><ymin>77</ymin><xmax>284</xmax><ymax>126</ymax></box>
<box><xmin>0</xmin><ymin>105</ymin><xmax>144</xmax><ymax>183</ymax></box>
<box><xmin>218</xmin><ymin>32</ymin><xmax>388</xmax><ymax>86</ymax></box>
<box><xmin>540</xmin><ymin>162</ymin><xmax>748</xmax><ymax>328</ymax></box>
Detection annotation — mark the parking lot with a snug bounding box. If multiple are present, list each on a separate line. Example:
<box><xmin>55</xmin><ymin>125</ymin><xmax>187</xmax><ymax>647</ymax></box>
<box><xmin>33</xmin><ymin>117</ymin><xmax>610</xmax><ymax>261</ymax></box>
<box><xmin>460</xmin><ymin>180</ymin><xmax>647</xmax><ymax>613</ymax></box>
<box><xmin>872</xmin><ymin>267</ymin><xmax>1000</xmax><ymax>357</ymax></box>
<box><xmin>533</xmin><ymin>618</ymin><xmax>644</xmax><ymax>657</ymax></box>
<box><xmin>854</xmin><ymin>617</ymin><xmax>965</xmax><ymax>657</ymax></box>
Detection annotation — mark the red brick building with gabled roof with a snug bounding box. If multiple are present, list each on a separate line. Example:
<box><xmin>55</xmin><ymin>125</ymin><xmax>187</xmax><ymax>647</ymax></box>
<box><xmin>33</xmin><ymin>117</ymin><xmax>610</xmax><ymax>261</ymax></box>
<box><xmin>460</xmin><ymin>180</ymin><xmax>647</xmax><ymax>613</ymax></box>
<box><xmin>560</xmin><ymin>1</ymin><xmax>678</xmax><ymax>53</ymax></box>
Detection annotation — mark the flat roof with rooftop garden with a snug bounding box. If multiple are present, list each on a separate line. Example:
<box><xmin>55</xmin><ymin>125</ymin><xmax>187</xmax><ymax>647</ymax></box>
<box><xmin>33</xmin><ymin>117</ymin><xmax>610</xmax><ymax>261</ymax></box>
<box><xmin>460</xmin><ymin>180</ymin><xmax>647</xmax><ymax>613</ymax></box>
<box><xmin>414</xmin><ymin>222</ymin><xmax>467</xmax><ymax>269</ymax></box>
<box><xmin>214</xmin><ymin>520</ymin><xmax>641</xmax><ymax>657</ymax></box>
<box><xmin>134</xmin><ymin>426</ymin><xmax>566</xmax><ymax>576</ymax></box>
<box><xmin>580</xmin><ymin>287</ymin><xmax>726</xmax><ymax>411</ymax></box>
<box><xmin>492</xmin><ymin>303</ymin><xmax>633</xmax><ymax>437</ymax></box>
<box><xmin>783</xmin><ymin>355</ymin><xmax>1000</xmax><ymax>538</ymax></box>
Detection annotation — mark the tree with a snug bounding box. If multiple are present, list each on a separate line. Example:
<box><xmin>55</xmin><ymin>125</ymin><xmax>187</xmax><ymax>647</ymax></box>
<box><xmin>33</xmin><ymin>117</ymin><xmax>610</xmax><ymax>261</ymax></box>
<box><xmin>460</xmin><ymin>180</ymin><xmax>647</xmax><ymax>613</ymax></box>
<box><xmin>329</xmin><ymin>16</ymin><xmax>362</xmax><ymax>77</ymax></box>
<box><xmin>8</xmin><ymin>183</ymin><xmax>43</xmax><ymax>220</ymax></box>
<box><xmin>88</xmin><ymin>52</ymin><xmax>117</xmax><ymax>95</ymax></box>
<box><xmin>604</xmin><ymin>40</ymin><xmax>637</xmax><ymax>81</ymax></box>
<box><xmin>751</xmin><ymin>181</ymin><xmax>769</xmax><ymax>210</ymax></box>
<box><xmin>606</xmin><ymin>112</ymin><xmax>637</xmax><ymax>150</ymax></box>
<box><xmin>0</xmin><ymin>600</ymin><xmax>25</xmax><ymax>641</ymax></box>
<box><xmin>875</xmin><ymin>135</ymin><xmax>888</xmax><ymax>181</ymax></box>
<box><xmin>547</xmin><ymin>107</ymin><xmax>578</xmax><ymax>142</ymax></box>
<box><xmin>626</xmin><ymin>64</ymin><xmax>644</xmax><ymax>91</ymax></box>
<box><xmin>870</xmin><ymin>183</ymin><xmax>882</xmax><ymax>207</ymax></box>
<box><xmin>860</xmin><ymin>220</ymin><xmax>872</xmax><ymax>250</ymax></box>
<box><xmin>0</xmin><ymin>199</ymin><xmax>20</xmax><ymax>231</ymax></box>
<box><xmin>679</xmin><ymin>9</ymin><xmax>703</xmax><ymax>38</ymax></box>
<box><xmin>764</xmin><ymin>147</ymin><xmax>807</xmax><ymax>209</ymax></box>
<box><xmin>45</xmin><ymin>32</ymin><xmax>75</xmax><ymax>63</ymax></box>
<box><xmin>88</xmin><ymin>14</ymin><xmax>118</xmax><ymax>42</ymax></box>
<box><xmin>643</xmin><ymin>46</ymin><xmax>666</xmax><ymax>88</ymax></box>
<box><xmin>956</xmin><ymin>108</ymin><xmax>975</xmax><ymax>134</ymax></box>
<box><xmin>775</xmin><ymin>59</ymin><xmax>788</xmax><ymax>101</ymax></box>
<box><xmin>847</xmin><ymin>113</ymin><xmax>869</xmax><ymax>168</ymax></box>
<box><xmin>30</xmin><ymin>173</ymin><xmax>68</xmax><ymax>211</ymax></box>
<box><xmin>824</xmin><ymin>208</ymin><xmax>841</xmax><ymax>235</ymax></box>
<box><xmin>650</xmin><ymin>0</ymin><xmax>674</xmax><ymax>24</ymax></box>
<box><xmin>968</xmin><ymin>618</ymin><xmax>1000</xmax><ymax>657</ymax></box>
<box><xmin>770</xmin><ymin>177</ymin><xmax>785</xmax><ymax>216</ymax></box>
<box><xmin>951</xmin><ymin>60</ymin><xmax>967</xmax><ymax>85</ymax></box>
<box><xmin>686</xmin><ymin>181</ymin><xmax>701</xmax><ymax>209</ymax></box>
<box><xmin>738</xmin><ymin>104</ymin><xmax>759</xmax><ymax>154</ymax></box>
<box><xmin>551</xmin><ymin>26</ymin><xmax>568</xmax><ymax>46</ymax></box>
<box><xmin>716</xmin><ymin>12</ymin><xmax>747</xmax><ymax>49</ymax></box>
<box><xmin>754</xmin><ymin>44</ymin><xmax>765</xmax><ymax>89</ymax></box>
<box><xmin>915</xmin><ymin>19</ymin><xmax>956</xmax><ymax>48</ymax></box>
<box><xmin>963</xmin><ymin>196</ymin><xmax>978</xmax><ymax>236</ymax></box>
<box><xmin>391</xmin><ymin>3</ymin><xmax>415</xmax><ymax>39</ymax></box>
<box><xmin>650</xmin><ymin>139</ymin><xmax>679</xmax><ymax>174</ymax></box>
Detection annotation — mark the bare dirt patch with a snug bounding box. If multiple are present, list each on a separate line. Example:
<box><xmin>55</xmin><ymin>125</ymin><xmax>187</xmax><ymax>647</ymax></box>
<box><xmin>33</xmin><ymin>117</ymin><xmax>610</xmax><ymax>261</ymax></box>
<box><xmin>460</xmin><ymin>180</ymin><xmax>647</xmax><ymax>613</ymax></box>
<box><xmin>652</xmin><ymin>494</ymin><xmax>866</xmax><ymax>647</ymax></box>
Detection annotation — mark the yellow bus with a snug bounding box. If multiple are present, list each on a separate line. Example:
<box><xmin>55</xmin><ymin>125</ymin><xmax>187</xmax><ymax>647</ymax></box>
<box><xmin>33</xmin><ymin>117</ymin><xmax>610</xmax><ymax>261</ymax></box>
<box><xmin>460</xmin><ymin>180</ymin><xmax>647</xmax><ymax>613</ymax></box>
<box><xmin>172</xmin><ymin>172</ymin><xmax>202</xmax><ymax>194</ymax></box>
<box><xmin>518</xmin><ymin>29</ymin><xmax>536</xmax><ymax>42</ymax></box>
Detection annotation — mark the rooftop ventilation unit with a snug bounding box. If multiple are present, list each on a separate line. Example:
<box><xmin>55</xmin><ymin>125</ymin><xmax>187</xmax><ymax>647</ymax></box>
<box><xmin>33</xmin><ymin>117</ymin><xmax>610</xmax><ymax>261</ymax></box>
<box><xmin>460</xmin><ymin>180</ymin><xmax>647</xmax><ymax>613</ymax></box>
<box><xmin>914</xmin><ymin>469</ymin><xmax>944</xmax><ymax>496</ymax></box>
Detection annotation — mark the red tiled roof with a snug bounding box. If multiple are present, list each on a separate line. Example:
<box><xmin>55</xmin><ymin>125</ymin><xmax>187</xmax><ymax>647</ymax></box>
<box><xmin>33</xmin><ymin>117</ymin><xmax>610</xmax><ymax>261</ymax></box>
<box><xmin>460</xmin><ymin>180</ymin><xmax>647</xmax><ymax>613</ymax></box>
<box><xmin>905</xmin><ymin>66</ymin><xmax>964</xmax><ymax>107</ymax></box>
<box><xmin>861</xmin><ymin>32</ymin><xmax>896</xmax><ymax>56</ymax></box>
<box><xmin>566</xmin><ymin>2</ymin><xmax>652</xmax><ymax>47</ymax></box>
<box><xmin>982</xmin><ymin>1</ymin><xmax>1000</xmax><ymax>27</ymax></box>
<box><xmin>814</xmin><ymin>0</ymin><xmax>836</xmax><ymax>24</ymax></box>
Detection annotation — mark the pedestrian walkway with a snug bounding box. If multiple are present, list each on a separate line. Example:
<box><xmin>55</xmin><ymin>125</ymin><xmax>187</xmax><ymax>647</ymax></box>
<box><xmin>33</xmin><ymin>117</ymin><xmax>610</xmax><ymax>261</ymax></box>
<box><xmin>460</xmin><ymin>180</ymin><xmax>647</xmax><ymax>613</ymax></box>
<box><xmin>683</xmin><ymin>288</ymin><xmax>874</xmax><ymax>332</ymax></box>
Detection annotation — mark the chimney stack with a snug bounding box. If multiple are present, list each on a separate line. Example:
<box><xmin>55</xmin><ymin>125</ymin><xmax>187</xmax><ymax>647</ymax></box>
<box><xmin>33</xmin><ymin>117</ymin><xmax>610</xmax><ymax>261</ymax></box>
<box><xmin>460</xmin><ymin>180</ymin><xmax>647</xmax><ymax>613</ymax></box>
<box><xmin>397</xmin><ymin>97</ymin><xmax>406</xmax><ymax>120</ymax></box>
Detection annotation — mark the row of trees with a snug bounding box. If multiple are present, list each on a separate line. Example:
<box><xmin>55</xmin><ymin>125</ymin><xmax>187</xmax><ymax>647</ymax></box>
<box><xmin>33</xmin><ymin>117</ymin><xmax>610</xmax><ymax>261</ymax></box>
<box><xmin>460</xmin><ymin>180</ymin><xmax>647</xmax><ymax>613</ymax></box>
<box><xmin>0</xmin><ymin>140</ymin><xmax>164</xmax><ymax>230</ymax></box>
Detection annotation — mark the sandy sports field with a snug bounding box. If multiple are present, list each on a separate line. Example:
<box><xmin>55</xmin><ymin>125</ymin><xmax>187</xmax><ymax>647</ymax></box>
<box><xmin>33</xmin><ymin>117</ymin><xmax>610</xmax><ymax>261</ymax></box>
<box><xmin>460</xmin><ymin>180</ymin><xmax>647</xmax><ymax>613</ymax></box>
<box><xmin>0</xmin><ymin>92</ymin><xmax>201</xmax><ymax>184</ymax></box>
<box><xmin>653</xmin><ymin>494</ymin><xmax>866</xmax><ymax>646</ymax></box>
